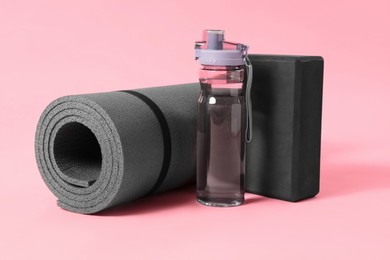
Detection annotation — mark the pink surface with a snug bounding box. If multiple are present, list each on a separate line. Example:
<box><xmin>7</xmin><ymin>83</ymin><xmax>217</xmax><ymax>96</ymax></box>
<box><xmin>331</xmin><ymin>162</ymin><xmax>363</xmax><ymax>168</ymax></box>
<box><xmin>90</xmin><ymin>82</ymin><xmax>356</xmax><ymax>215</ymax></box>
<box><xmin>1</xmin><ymin>0</ymin><xmax>389</xmax><ymax>259</ymax></box>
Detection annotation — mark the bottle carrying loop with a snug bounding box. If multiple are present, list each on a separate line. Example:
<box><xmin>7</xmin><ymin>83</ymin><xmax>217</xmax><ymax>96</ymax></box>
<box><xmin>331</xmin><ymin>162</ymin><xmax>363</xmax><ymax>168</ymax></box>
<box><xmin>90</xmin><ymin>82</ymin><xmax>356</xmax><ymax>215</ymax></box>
<box><xmin>244</xmin><ymin>56</ymin><xmax>253</xmax><ymax>143</ymax></box>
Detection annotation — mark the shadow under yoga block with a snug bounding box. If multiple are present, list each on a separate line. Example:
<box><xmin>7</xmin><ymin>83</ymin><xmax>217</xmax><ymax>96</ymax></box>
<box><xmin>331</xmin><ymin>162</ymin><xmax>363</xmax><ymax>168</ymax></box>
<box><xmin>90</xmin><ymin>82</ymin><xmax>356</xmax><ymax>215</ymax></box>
<box><xmin>35</xmin><ymin>84</ymin><xmax>199</xmax><ymax>214</ymax></box>
<box><xmin>246</xmin><ymin>55</ymin><xmax>324</xmax><ymax>202</ymax></box>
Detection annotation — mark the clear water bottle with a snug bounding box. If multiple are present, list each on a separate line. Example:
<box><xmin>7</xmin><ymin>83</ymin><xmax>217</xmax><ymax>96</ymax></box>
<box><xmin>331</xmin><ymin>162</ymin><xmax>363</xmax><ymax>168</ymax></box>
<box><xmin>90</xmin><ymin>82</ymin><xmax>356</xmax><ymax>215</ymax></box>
<box><xmin>195</xmin><ymin>30</ymin><xmax>252</xmax><ymax>207</ymax></box>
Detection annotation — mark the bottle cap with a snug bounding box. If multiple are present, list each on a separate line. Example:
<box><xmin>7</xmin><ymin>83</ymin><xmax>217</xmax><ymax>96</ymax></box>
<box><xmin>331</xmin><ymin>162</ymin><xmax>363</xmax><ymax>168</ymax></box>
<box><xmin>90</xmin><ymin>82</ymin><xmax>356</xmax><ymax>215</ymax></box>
<box><xmin>195</xmin><ymin>30</ymin><xmax>248</xmax><ymax>66</ymax></box>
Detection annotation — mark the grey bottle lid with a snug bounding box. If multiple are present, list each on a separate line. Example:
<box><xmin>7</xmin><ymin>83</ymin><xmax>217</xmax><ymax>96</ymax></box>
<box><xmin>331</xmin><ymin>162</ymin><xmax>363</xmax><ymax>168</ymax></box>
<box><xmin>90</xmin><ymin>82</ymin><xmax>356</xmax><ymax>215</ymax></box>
<box><xmin>195</xmin><ymin>30</ymin><xmax>248</xmax><ymax>66</ymax></box>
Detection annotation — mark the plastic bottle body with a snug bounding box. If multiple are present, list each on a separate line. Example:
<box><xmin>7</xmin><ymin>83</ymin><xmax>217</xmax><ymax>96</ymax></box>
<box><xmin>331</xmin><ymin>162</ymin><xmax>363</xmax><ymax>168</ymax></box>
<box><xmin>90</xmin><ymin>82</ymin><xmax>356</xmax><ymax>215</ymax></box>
<box><xmin>196</xmin><ymin>65</ymin><xmax>246</xmax><ymax>207</ymax></box>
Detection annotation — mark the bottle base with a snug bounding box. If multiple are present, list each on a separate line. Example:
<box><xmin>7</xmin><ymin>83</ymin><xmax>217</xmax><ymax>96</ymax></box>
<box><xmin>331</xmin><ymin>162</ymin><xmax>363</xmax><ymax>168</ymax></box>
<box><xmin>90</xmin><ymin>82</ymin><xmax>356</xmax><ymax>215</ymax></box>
<box><xmin>197</xmin><ymin>196</ymin><xmax>244</xmax><ymax>207</ymax></box>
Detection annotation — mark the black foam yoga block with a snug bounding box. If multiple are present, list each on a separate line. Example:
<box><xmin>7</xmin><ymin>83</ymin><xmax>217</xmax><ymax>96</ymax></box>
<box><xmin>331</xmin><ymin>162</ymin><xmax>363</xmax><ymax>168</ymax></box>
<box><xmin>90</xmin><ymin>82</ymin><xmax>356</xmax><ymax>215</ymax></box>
<box><xmin>246</xmin><ymin>55</ymin><xmax>324</xmax><ymax>202</ymax></box>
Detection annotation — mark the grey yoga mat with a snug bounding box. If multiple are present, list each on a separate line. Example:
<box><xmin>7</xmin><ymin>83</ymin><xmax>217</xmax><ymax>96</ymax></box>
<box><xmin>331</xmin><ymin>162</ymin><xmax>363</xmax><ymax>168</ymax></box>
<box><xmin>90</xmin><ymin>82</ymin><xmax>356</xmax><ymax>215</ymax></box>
<box><xmin>35</xmin><ymin>84</ymin><xmax>199</xmax><ymax>214</ymax></box>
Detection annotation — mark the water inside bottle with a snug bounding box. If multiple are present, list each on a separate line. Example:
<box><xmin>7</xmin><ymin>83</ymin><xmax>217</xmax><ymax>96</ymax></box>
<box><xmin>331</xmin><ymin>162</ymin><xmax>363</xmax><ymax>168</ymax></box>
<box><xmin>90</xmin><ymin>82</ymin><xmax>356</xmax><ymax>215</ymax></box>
<box><xmin>197</xmin><ymin>85</ymin><xmax>246</xmax><ymax>207</ymax></box>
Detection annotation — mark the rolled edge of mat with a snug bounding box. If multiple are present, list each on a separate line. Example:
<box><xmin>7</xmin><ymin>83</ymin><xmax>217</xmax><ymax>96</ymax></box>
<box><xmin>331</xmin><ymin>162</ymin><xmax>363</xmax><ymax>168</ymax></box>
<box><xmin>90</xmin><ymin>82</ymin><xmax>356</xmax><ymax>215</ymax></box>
<box><xmin>35</xmin><ymin>95</ymin><xmax>125</xmax><ymax>214</ymax></box>
<box><xmin>35</xmin><ymin>93</ymin><xmax>166</xmax><ymax>214</ymax></box>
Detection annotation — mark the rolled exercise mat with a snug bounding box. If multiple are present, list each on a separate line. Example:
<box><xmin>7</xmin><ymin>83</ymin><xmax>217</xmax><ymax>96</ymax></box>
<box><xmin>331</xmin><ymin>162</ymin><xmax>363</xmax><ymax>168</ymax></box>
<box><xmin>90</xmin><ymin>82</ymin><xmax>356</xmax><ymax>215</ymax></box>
<box><xmin>35</xmin><ymin>84</ymin><xmax>199</xmax><ymax>214</ymax></box>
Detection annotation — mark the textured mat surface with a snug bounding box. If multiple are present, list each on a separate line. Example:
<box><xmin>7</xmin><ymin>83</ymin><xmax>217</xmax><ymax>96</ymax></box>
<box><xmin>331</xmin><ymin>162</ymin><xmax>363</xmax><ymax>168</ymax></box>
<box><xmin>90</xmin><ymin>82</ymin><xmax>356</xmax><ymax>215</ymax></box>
<box><xmin>35</xmin><ymin>84</ymin><xmax>199</xmax><ymax>214</ymax></box>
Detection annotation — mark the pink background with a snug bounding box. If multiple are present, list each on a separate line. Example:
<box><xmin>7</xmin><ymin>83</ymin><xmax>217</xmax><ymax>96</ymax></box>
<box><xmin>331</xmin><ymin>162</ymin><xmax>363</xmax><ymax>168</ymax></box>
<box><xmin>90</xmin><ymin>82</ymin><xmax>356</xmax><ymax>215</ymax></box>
<box><xmin>1</xmin><ymin>0</ymin><xmax>389</xmax><ymax>259</ymax></box>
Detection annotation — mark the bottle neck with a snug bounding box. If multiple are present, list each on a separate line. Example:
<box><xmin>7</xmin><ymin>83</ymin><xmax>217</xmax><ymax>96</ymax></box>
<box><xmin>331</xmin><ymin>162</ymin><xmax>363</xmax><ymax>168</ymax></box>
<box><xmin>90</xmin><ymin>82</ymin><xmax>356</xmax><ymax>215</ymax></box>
<box><xmin>200</xmin><ymin>65</ymin><xmax>243</xmax><ymax>71</ymax></box>
<box><xmin>199</xmin><ymin>65</ymin><xmax>245</xmax><ymax>87</ymax></box>
<box><xmin>201</xmin><ymin>86</ymin><xmax>244</xmax><ymax>97</ymax></box>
